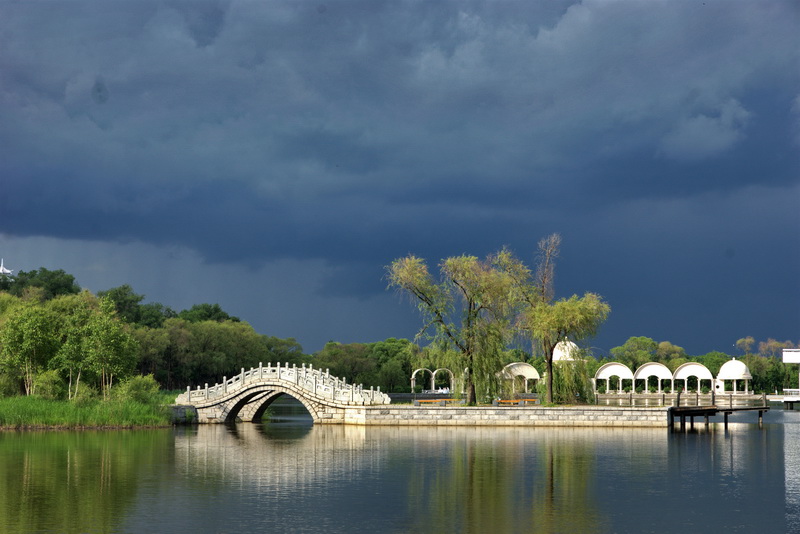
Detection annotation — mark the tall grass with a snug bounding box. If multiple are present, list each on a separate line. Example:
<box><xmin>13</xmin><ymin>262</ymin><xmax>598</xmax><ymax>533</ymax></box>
<box><xmin>0</xmin><ymin>396</ymin><xmax>171</xmax><ymax>428</ymax></box>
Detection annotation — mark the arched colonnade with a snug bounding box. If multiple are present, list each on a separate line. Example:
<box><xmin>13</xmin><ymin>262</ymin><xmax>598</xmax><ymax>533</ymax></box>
<box><xmin>594</xmin><ymin>359</ymin><xmax>752</xmax><ymax>395</ymax></box>
<box><xmin>411</xmin><ymin>368</ymin><xmax>457</xmax><ymax>393</ymax></box>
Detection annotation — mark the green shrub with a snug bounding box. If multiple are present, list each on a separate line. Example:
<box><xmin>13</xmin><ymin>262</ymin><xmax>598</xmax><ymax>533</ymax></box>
<box><xmin>112</xmin><ymin>375</ymin><xmax>161</xmax><ymax>405</ymax></box>
<box><xmin>33</xmin><ymin>370</ymin><xmax>65</xmax><ymax>400</ymax></box>
<box><xmin>0</xmin><ymin>373</ymin><xmax>21</xmax><ymax>398</ymax></box>
<box><xmin>72</xmin><ymin>383</ymin><xmax>99</xmax><ymax>406</ymax></box>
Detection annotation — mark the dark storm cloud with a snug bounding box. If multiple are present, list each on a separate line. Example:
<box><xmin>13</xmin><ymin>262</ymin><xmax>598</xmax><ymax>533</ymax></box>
<box><xmin>1</xmin><ymin>0</ymin><xmax>798</xmax><ymax>352</ymax></box>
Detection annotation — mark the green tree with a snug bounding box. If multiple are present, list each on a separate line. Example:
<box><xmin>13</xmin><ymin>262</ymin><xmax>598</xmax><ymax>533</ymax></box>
<box><xmin>136</xmin><ymin>302</ymin><xmax>176</xmax><ymax>328</ymax></box>
<box><xmin>0</xmin><ymin>292</ymin><xmax>23</xmax><ymax>320</ymax></box>
<box><xmin>131</xmin><ymin>325</ymin><xmax>170</xmax><ymax>380</ymax></box>
<box><xmin>46</xmin><ymin>292</ymin><xmax>100</xmax><ymax>400</ymax></box>
<box><xmin>767</xmin><ymin>356</ymin><xmax>792</xmax><ymax>391</ymax></box>
<box><xmin>536</xmin><ymin>358</ymin><xmax>595</xmax><ymax>404</ymax></box>
<box><xmin>178</xmin><ymin>303</ymin><xmax>239</xmax><ymax>323</ymax></box>
<box><xmin>261</xmin><ymin>335</ymin><xmax>306</xmax><ymax>366</ymax></box>
<box><xmin>610</xmin><ymin>336</ymin><xmax>658</xmax><ymax>370</ymax></box>
<box><xmin>656</xmin><ymin>341</ymin><xmax>686</xmax><ymax>362</ymax></box>
<box><xmin>369</xmin><ymin>338</ymin><xmax>416</xmax><ymax>392</ymax></box>
<box><xmin>387</xmin><ymin>253</ymin><xmax>518</xmax><ymax>404</ymax></box>
<box><xmin>743</xmin><ymin>354</ymin><xmax>770</xmax><ymax>392</ymax></box>
<box><xmin>84</xmin><ymin>299</ymin><xmax>139</xmax><ymax>398</ymax></box>
<box><xmin>0</xmin><ymin>305</ymin><xmax>60</xmax><ymax>395</ymax></box>
<box><xmin>525</xmin><ymin>293</ymin><xmax>610</xmax><ymax>404</ymax></box>
<box><xmin>314</xmin><ymin>342</ymin><xmax>377</xmax><ymax>385</ymax></box>
<box><xmin>158</xmin><ymin>318</ymin><xmax>192</xmax><ymax>389</ymax></box>
<box><xmin>502</xmin><ymin>234</ymin><xmax>609</xmax><ymax>405</ymax></box>
<box><xmin>377</xmin><ymin>358</ymin><xmax>408</xmax><ymax>392</ymax></box>
<box><xmin>0</xmin><ymin>273</ymin><xmax>13</xmax><ymax>293</ymax></box>
<box><xmin>98</xmin><ymin>285</ymin><xmax>144</xmax><ymax>323</ymax></box>
<box><xmin>98</xmin><ymin>285</ymin><xmax>176</xmax><ymax>328</ymax></box>
<box><xmin>666</xmin><ymin>357</ymin><xmax>689</xmax><ymax>372</ymax></box>
<box><xmin>758</xmin><ymin>338</ymin><xmax>794</xmax><ymax>359</ymax></box>
<box><xmin>8</xmin><ymin>267</ymin><xmax>80</xmax><ymax>300</ymax></box>
<box><xmin>176</xmin><ymin>319</ymin><xmax>267</xmax><ymax>387</ymax></box>
<box><xmin>736</xmin><ymin>336</ymin><xmax>755</xmax><ymax>355</ymax></box>
<box><xmin>694</xmin><ymin>351</ymin><xmax>729</xmax><ymax>376</ymax></box>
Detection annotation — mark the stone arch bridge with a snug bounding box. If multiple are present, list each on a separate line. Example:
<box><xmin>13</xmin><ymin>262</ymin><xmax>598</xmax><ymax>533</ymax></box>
<box><xmin>175</xmin><ymin>362</ymin><xmax>391</xmax><ymax>424</ymax></box>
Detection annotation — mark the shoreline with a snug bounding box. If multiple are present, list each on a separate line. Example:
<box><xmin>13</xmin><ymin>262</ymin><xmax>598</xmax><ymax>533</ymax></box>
<box><xmin>6</xmin><ymin>401</ymin><xmax>776</xmax><ymax>430</ymax></box>
<box><xmin>0</xmin><ymin>424</ymin><xmax>173</xmax><ymax>431</ymax></box>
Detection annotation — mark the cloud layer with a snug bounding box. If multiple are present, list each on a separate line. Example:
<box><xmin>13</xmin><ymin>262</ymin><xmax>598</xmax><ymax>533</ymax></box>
<box><xmin>2</xmin><ymin>0</ymin><xmax>798</xmax><ymax>353</ymax></box>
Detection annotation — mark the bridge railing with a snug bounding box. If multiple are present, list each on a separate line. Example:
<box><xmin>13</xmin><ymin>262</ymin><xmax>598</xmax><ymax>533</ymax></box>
<box><xmin>176</xmin><ymin>362</ymin><xmax>391</xmax><ymax>406</ymax></box>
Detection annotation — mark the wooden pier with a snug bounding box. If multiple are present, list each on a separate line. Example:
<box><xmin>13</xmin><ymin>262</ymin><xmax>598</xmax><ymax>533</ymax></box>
<box><xmin>669</xmin><ymin>404</ymin><xmax>769</xmax><ymax>430</ymax></box>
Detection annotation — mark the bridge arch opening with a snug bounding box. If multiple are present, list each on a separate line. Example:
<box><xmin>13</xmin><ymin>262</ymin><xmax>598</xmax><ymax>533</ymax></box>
<box><xmin>223</xmin><ymin>386</ymin><xmax>321</xmax><ymax>424</ymax></box>
<box><xmin>258</xmin><ymin>393</ymin><xmax>314</xmax><ymax>425</ymax></box>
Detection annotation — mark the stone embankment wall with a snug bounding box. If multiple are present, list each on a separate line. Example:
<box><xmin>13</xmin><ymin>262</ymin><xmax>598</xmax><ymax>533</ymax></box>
<box><xmin>170</xmin><ymin>405</ymin><xmax>199</xmax><ymax>424</ymax></box>
<box><xmin>343</xmin><ymin>405</ymin><xmax>668</xmax><ymax>427</ymax></box>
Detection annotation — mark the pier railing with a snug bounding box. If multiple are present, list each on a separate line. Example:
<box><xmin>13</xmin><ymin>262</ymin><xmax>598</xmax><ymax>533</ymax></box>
<box><xmin>596</xmin><ymin>391</ymin><xmax>768</xmax><ymax>408</ymax></box>
<box><xmin>175</xmin><ymin>362</ymin><xmax>391</xmax><ymax>406</ymax></box>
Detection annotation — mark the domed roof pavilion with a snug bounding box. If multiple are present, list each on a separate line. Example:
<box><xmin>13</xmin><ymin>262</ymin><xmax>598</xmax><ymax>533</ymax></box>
<box><xmin>716</xmin><ymin>358</ymin><xmax>752</xmax><ymax>394</ymax></box>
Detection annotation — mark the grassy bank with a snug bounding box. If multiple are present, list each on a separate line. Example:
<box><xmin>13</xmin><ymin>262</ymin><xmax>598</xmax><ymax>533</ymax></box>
<box><xmin>0</xmin><ymin>396</ymin><xmax>172</xmax><ymax>429</ymax></box>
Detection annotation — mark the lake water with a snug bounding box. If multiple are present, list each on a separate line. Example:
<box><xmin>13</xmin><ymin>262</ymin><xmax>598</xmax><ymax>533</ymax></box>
<box><xmin>1</xmin><ymin>400</ymin><xmax>798</xmax><ymax>533</ymax></box>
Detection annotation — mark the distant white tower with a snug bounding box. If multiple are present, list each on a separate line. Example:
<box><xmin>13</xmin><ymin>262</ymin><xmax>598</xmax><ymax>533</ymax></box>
<box><xmin>0</xmin><ymin>259</ymin><xmax>13</xmax><ymax>276</ymax></box>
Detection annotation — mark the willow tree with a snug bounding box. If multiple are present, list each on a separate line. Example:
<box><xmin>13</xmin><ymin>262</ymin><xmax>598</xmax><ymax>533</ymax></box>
<box><xmin>496</xmin><ymin>234</ymin><xmax>610</xmax><ymax>404</ymax></box>
<box><xmin>525</xmin><ymin>293</ymin><xmax>610</xmax><ymax>404</ymax></box>
<box><xmin>387</xmin><ymin>253</ymin><xmax>520</xmax><ymax>404</ymax></box>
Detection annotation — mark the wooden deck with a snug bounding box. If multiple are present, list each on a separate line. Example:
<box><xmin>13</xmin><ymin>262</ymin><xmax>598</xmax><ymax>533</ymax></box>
<box><xmin>669</xmin><ymin>404</ymin><xmax>769</xmax><ymax>430</ymax></box>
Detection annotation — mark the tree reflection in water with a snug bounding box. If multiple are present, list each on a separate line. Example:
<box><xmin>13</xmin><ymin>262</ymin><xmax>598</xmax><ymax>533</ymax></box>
<box><xmin>403</xmin><ymin>427</ymin><xmax>612</xmax><ymax>533</ymax></box>
<box><xmin>0</xmin><ymin>430</ymin><xmax>173</xmax><ymax>534</ymax></box>
<box><xmin>1</xmin><ymin>418</ymin><xmax>782</xmax><ymax>533</ymax></box>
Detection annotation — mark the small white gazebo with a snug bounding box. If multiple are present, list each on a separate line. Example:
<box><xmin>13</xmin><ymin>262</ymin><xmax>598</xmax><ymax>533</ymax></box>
<box><xmin>633</xmin><ymin>362</ymin><xmax>673</xmax><ymax>394</ymax></box>
<box><xmin>594</xmin><ymin>362</ymin><xmax>634</xmax><ymax>394</ymax></box>
<box><xmin>498</xmin><ymin>362</ymin><xmax>540</xmax><ymax>393</ymax></box>
<box><xmin>715</xmin><ymin>359</ymin><xmax>752</xmax><ymax>394</ymax></box>
<box><xmin>672</xmin><ymin>362</ymin><xmax>714</xmax><ymax>393</ymax></box>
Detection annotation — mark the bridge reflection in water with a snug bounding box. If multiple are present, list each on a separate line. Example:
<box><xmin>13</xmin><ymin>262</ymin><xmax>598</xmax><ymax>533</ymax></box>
<box><xmin>169</xmin><ymin>419</ymin><xmax>787</xmax><ymax>533</ymax></box>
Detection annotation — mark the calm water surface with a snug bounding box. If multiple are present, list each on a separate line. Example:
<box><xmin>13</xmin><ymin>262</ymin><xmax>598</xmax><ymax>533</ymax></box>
<box><xmin>1</xmin><ymin>401</ymin><xmax>797</xmax><ymax>533</ymax></box>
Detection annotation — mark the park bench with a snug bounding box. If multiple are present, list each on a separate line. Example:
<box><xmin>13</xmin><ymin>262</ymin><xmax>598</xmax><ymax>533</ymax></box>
<box><xmin>413</xmin><ymin>399</ymin><xmax>465</xmax><ymax>406</ymax></box>
<box><xmin>492</xmin><ymin>399</ymin><xmax>539</xmax><ymax>406</ymax></box>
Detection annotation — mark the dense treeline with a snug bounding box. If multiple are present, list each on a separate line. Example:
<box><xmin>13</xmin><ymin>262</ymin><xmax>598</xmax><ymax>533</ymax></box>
<box><xmin>0</xmin><ymin>267</ymin><xmax>796</xmax><ymax>401</ymax></box>
<box><xmin>0</xmin><ymin>269</ymin><xmax>418</xmax><ymax>397</ymax></box>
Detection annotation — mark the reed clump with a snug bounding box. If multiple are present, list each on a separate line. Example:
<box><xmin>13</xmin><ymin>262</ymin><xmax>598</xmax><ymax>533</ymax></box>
<box><xmin>0</xmin><ymin>396</ymin><xmax>171</xmax><ymax>429</ymax></box>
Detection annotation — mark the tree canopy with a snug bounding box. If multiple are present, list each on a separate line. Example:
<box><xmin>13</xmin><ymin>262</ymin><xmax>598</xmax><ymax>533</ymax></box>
<box><xmin>525</xmin><ymin>293</ymin><xmax>610</xmax><ymax>403</ymax></box>
<box><xmin>178</xmin><ymin>303</ymin><xmax>239</xmax><ymax>323</ymax></box>
<box><xmin>388</xmin><ymin>235</ymin><xmax>611</xmax><ymax>404</ymax></box>
<box><xmin>387</xmin><ymin>253</ymin><xmax>521</xmax><ymax>403</ymax></box>
<box><xmin>2</xmin><ymin>267</ymin><xmax>80</xmax><ymax>301</ymax></box>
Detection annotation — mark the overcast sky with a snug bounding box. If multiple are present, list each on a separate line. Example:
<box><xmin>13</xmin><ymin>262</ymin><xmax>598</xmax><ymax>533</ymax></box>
<box><xmin>1</xmin><ymin>0</ymin><xmax>798</xmax><ymax>356</ymax></box>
